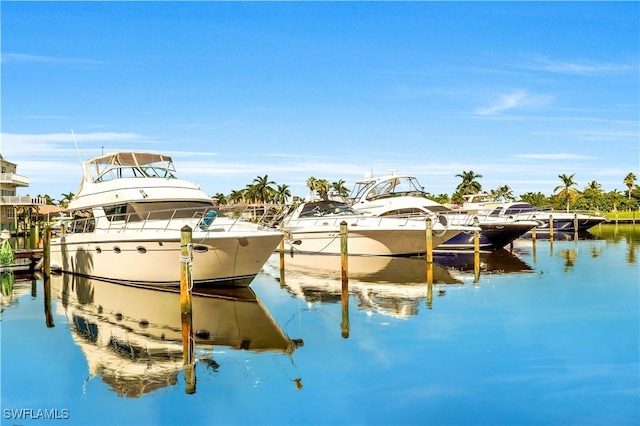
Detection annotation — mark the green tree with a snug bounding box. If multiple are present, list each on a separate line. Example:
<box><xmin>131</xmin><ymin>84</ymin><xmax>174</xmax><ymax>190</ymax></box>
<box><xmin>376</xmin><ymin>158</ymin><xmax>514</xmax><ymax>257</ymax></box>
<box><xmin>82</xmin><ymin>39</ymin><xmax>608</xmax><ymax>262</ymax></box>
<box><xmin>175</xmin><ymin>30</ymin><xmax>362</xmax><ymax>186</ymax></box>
<box><xmin>273</xmin><ymin>184</ymin><xmax>291</xmax><ymax>205</ymax></box>
<box><xmin>212</xmin><ymin>193</ymin><xmax>227</xmax><ymax>205</ymax></box>
<box><xmin>519</xmin><ymin>192</ymin><xmax>549</xmax><ymax>207</ymax></box>
<box><xmin>490</xmin><ymin>185</ymin><xmax>514</xmax><ymax>202</ymax></box>
<box><xmin>331</xmin><ymin>179</ymin><xmax>349</xmax><ymax>197</ymax></box>
<box><xmin>228</xmin><ymin>189</ymin><xmax>244</xmax><ymax>204</ymax></box>
<box><xmin>251</xmin><ymin>175</ymin><xmax>276</xmax><ymax>203</ymax></box>
<box><xmin>553</xmin><ymin>173</ymin><xmax>578</xmax><ymax>212</ymax></box>
<box><xmin>624</xmin><ymin>173</ymin><xmax>637</xmax><ymax>200</ymax></box>
<box><xmin>306</xmin><ymin>176</ymin><xmax>318</xmax><ymax>200</ymax></box>
<box><xmin>455</xmin><ymin>170</ymin><xmax>483</xmax><ymax>195</ymax></box>
<box><xmin>58</xmin><ymin>192</ymin><xmax>75</xmax><ymax>208</ymax></box>
<box><xmin>37</xmin><ymin>194</ymin><xmax>55</xmax><ymax>205</ymax></box>
<box><xmin>315</xmin><ymin>179</ymin><xmax>330</xmax><ymax>200</ymax></box>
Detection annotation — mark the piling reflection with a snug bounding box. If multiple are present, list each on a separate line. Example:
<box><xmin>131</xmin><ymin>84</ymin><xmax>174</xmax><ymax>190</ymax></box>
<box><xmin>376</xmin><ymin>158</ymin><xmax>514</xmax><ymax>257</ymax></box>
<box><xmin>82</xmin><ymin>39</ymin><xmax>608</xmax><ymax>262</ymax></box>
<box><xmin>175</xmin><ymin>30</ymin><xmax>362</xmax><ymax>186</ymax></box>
<box><xmin>48</xmin><ymin>274</ymin><xmax>300</xmax><ymax>398</ymax></box>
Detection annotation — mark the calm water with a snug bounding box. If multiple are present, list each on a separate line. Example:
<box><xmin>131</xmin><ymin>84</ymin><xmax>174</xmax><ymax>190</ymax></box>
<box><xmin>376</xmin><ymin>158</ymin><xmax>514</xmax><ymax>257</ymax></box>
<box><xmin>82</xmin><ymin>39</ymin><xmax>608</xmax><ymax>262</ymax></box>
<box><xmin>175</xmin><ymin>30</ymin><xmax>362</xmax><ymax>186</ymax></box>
<box><xmin>1</xmin><ymin>224</ymin><xmax>638</xmax><ymax>426</ymax></box>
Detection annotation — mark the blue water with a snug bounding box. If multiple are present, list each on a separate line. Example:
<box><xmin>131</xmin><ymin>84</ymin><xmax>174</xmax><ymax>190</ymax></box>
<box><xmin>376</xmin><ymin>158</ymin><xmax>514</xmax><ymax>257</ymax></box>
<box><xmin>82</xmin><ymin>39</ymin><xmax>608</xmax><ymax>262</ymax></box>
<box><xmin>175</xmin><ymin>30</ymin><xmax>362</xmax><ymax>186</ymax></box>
<box><xmin>2</xmin><ymin>225</ymin><xmax>638</xmax><ymax>426</ymax></box>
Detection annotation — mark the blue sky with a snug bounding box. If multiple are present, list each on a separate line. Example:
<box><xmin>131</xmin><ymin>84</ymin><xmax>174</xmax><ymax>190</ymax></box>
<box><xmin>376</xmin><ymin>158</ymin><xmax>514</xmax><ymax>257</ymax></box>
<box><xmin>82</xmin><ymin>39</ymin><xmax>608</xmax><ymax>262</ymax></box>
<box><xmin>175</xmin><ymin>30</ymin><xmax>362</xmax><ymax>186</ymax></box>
<box><xmin>1</xmin><ymin>1</ymin><xmax>638</xmax><ymax>201</ymax></box>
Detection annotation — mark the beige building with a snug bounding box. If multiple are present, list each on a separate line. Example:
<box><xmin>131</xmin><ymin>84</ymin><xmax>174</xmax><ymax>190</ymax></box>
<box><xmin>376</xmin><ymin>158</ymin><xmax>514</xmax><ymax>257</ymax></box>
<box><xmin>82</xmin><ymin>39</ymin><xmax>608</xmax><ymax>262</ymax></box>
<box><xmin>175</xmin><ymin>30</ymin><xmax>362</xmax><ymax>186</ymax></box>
<box><xmin>0</xmin><ymin>153</ymin><xmax>47</xmax><ymax>232</ymax></box>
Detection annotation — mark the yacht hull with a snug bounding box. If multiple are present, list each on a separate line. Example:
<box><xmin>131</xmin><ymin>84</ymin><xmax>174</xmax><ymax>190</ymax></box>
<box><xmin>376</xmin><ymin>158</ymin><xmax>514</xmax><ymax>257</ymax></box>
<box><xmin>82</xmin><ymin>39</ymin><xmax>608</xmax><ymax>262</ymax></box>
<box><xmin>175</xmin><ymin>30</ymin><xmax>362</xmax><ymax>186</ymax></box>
<box><xmin>50</xmin><ymin>231</ymin><xmax>283</xmax><ymax>286</ymax></box>
<box><xmin>285</xmin><ymin>227</ymin><xmax>462</xmax><ymax>256</ymax></box>
<box><xmin>439</xmin><ymin>222</ymin><xmax>538</xmax><ymax>250</ymax></box>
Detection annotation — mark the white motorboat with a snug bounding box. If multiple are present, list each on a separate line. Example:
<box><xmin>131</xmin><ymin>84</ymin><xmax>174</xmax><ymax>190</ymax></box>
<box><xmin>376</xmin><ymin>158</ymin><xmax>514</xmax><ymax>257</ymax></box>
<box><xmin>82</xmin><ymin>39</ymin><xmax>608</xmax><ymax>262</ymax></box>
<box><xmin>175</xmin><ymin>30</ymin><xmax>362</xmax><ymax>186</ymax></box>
<box><xmin>456</xmin><ymin>193</ymin><xmax>607</xmax><ymax>233</ymax></box>
<box><xmin>50</xmin><ymin>152</ymin><xmax>283</xmax><ymax>286</ymax></box>
<box><xmin>278</xmin><ymin>200</ymin><xmax>470</xmax><ymax>256</ymax></box>
<box><xmin>50</xmin><ymin>274</ymin><xmax>299</xmax><ymax>397</ymax></box>
<box><xmin>347</xmin><ymin>173</ymin><xmax>539</xmax><ymax>250</ymax></box>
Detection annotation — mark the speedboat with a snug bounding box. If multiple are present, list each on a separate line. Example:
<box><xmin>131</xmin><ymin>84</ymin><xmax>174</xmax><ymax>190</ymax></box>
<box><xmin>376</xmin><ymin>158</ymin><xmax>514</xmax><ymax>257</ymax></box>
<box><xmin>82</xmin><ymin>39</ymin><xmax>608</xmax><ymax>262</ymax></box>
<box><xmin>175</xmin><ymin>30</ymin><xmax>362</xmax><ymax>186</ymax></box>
<box><xmin>50</xmin><ymin>274</ymin><xmax>299</xmax><ymax>397</ymax></box>
<box><xmin>455</xmin><ymin>193</ymin><xmax>607</xmax><ymax>233</ymax></box>
<box><xmin>347</xmin><ymin>173</ymin><xmax>539</xmax><ymax>250</ymax></box>
<box><xmin>49</xmin><ymin>152</ymin><xmax>283</xmax><ymax>286</ymax></box>
<box><xmin>278</xmin><ymin>200</ymin><xmax>470</xmax><ymax>256</ymax></box>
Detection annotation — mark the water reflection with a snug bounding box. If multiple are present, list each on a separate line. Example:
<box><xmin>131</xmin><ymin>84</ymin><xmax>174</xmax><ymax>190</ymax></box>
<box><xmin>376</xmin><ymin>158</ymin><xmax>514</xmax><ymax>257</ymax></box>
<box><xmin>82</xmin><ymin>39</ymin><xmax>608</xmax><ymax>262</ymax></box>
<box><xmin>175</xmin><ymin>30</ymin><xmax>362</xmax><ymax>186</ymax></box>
<box><xmin>589</xmin><ymin>224</ymin><xmax>639</xmax><ymax>265</ymax></box>
<box><xmin>49</xmin><ymin>274</ymin><xmax>300</xmax><ymax>397</ymax></box>
<box><xmin>265</xmin><ymin>254</ymin><xmax>457</xmax><ymax>318</ymax></box>
<box><xmin>265</xmin><ymin>248</ymin><xmax>536</xmax><ymax>317</ymax></box>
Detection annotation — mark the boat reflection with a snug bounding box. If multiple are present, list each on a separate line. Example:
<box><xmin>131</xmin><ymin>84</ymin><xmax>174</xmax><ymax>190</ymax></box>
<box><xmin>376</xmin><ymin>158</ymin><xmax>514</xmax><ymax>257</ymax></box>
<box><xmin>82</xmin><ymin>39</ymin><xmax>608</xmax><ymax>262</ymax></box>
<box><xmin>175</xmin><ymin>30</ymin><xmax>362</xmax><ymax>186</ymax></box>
<box><xmin>265</xmin><ymin>253</ymin><xmax>462</xmax><ymax>318</ymax></box>
<box><xmin>49</xmin><ymin>273</ymin><xmax>300</xmax><ymax>397</ymax></box>
<box><xmin>433</xmin><ymin>248</ymin><xmax>534</xmax><ymax>283</ymax></box>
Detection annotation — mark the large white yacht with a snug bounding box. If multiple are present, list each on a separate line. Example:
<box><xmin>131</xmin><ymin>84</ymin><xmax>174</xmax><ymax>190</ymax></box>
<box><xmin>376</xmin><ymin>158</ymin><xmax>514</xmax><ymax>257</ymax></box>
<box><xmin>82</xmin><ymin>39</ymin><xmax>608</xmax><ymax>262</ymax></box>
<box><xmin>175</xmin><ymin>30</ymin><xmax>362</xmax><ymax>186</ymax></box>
<box><xmin>456</xmin><ymin>193</ymin><xmax>607</xmax><ymax>233</ymax></box>
<box><xmin>347</xmin><ymin>173</ymin><xmax>539</xmax><ymax>250</ymax></box>
<box><xmin>278</xmin><ymin>200</ymin><xmax>471</xmax><ymax>256</ymax></box>
<box><xmin>49</xmin><ymin>152</ymin><xmax>283</xmax><ymax>286</ymax></box>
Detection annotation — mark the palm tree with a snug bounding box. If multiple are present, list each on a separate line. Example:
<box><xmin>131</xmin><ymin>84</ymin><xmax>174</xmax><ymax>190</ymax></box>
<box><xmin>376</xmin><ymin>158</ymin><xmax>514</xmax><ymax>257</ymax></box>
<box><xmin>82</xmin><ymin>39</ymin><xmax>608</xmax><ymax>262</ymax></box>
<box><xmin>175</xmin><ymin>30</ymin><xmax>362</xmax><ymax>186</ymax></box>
<box><xmin>37</xmin><ymin>194</ymin><xmax>55</xmax><ymax>205</ymax></box>
<box><xmin>212</xmin><ymin>193</ymin><xmax>227</xmax><ymax>205</ymax></box>
<box><xmin>228</xmin><ymin>189</ymin><xmax>244</xmax><ymax>204</ymax></box>
<box><xmin>252</xmin><ymin>175</ymin><xmax>276</xmax><ymax>203</ymax></box>
<box><xmin>306</xmin><ymin>176</ymin><xmax>318</xmax><ymax>200</ymax></box>
<box><xmin>331</xmin><ymin>179</ymin><xmax>350</xmax><ymax>197</ymax></box>
<box><xmin>491</xmin><ymin>185</ymin><xmax>513</xmax><ymax>202</ymax></box>
<box><xmin>554</xmin><ymin>173</ymin><xmax>578</xmax><ymax>212</ymax></box>
<box><xmin>585</xmin><ymin>180</ymin><xmax>602</xmax><ymax>192</ymax></box>
<box><xmin>624</xmin><ymin>173</ymin><xmax>636</xmax><ymax>200</ymax></box>
<box><xmin>315</xmin><ymin>179</ymin><xmax>330</xmax><ymax>200</ymax></box>
<box><xmin>58</xmin><ymin>192</ymin><xmax>75</xmax><ymax>208</ymax></box>
<box><xmin>273</xmin><ymin>184</ymin><xmax>291</xmax><ymax>205</ymax></box>
<box><xmin>455</xmin><ymin>170</ymin><xmax>483</xmax><ymax>195</ymax></box>
<box><xmin>243</xmin><ymin>184</ymin><xmax>259</xmax><ymax>204</ymax></box>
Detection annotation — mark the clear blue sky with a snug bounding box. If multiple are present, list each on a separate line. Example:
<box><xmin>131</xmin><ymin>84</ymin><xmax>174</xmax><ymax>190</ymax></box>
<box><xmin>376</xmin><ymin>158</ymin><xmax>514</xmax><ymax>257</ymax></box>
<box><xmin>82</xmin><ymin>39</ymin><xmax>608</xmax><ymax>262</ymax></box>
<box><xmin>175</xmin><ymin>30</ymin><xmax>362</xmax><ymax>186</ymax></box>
<box><xmin>1</xmin><ymin>1</ymin><xmax>638</xmax><ymax>201</ymax></box>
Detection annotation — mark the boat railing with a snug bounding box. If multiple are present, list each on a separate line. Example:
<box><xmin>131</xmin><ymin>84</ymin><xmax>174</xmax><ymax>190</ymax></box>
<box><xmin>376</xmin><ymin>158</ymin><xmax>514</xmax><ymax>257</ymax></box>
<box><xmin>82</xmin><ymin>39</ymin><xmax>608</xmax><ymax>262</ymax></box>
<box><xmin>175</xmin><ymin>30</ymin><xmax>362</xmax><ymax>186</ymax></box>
<box><xmin>60</xmin><ymin>205</ymin><xmax>261</xmax><ymax>235</ymax></box>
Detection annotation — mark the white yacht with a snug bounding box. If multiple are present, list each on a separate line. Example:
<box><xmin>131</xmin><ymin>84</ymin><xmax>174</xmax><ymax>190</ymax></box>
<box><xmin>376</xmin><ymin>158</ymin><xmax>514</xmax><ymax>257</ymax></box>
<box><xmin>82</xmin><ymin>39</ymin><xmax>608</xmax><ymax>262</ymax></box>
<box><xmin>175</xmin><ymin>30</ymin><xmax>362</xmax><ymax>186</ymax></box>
<box><xmin>278</xmin><ymin>200</ymin><xmax>471</xmax><ymax>256</ymax></box>
<box><xmin>347</xmin><ymin>173</ymin><xmax>539</xmax><ymax>250</ymax></box>
<box><xmin>49</xmin><ymin>152</ymin><xmax>283</xmax><ymax>286</ymax></box>
<box><xmin>457</xmin><ymin>193</ymin><xmax>607</xmax><ymax>233</ymax></box>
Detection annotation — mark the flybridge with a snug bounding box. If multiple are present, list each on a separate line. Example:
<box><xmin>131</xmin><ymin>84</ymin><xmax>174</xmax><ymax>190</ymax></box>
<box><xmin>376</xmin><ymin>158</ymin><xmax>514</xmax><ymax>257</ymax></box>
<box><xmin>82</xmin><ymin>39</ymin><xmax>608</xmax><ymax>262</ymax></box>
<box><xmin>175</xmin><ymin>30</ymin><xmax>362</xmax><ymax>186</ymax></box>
<box><xmin>83</xmin><ymin>152</ymin><xmax>177</xmax><ymax>183</ymax></box>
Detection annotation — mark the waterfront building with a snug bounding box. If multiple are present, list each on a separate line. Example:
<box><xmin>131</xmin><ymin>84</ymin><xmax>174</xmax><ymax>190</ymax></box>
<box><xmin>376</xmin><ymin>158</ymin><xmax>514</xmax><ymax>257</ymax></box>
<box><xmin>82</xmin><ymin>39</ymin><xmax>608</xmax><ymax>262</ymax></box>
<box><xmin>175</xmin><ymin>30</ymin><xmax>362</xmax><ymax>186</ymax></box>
<box><xmin>0</xmin><ymin>153</ymin><xmax>47</xmax><ymax>233</ymax></box>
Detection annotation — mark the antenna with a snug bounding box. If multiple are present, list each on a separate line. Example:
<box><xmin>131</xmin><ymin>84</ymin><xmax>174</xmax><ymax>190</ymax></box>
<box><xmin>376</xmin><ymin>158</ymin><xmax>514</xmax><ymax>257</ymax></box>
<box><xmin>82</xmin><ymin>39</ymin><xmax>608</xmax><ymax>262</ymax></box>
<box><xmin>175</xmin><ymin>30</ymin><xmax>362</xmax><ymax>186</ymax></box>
<box><xmin>71</xmin><ymin>129</ymin><xmax>83</xmax><ymax>166</ymax></box>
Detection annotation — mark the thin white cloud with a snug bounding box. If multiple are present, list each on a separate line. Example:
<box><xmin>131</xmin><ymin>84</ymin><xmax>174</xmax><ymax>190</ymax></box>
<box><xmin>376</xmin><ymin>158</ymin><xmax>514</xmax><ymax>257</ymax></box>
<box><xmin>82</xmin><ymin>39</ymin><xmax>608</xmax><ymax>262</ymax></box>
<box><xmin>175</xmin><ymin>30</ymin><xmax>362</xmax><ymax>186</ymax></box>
<box><xmin>518</xmin><ymin>54</ymin><xmax>633</xmax><ymax>75</ymax></box>
<box><xmin>1</xmin><ymin>52</ymin><xmax>102</xmax><ymax>66</ymax></box>
<box><xmin>475</xmin><ymin>90</ymin><xmax>554</xmax><ymax>116</ymax></box>
<box><xmin>514</xmin><ymin>153</ymin><xmax>594</xmax><ymax>160</ymax></box>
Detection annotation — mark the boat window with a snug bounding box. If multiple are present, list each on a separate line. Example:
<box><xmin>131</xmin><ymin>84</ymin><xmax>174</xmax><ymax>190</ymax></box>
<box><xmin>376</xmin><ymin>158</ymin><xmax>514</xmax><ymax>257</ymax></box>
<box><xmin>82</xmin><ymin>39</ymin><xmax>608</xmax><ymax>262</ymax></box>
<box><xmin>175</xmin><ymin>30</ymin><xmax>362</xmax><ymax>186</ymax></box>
<box><xmin>504</xmin><ymin>203</ymin><xmax>535</xmax><ymax>214</ymax></box>
<box><xmin>104</xmin><ymin>201</ymin><xmax>216</xmax><ymax>222</ymax></box>
<box><xmin>299</xmin><ymin>202</ymin><xmax>356</xmax><ymax>217</ymax></box>
<box><xmin>68</xmin><ymin>209</ymin><xmax>95</xmax><ymax>233</ymax></box>
<box><xmin>489</xmin><ymin>207</ymin><xmax>503</xmax><ymax>217</ymax></box>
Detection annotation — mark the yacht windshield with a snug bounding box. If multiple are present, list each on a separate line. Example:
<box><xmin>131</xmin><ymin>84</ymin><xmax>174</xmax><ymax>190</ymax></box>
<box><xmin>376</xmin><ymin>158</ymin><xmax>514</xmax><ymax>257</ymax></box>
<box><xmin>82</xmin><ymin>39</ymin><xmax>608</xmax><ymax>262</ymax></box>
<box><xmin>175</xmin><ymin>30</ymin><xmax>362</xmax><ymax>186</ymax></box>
<box><xmin>348</xmin><ymin>181</ymin><xmax>375</xmax><ymax>202</ymax></box>
<box><xmin>86</xmin><ymin>152</ymin><xmax>177</xmax><ymax>183</ymax></box>
<box><xmin>363</xmin><ymin>176</ymin><xmax>425</xmax><ymax>200</ymax></box>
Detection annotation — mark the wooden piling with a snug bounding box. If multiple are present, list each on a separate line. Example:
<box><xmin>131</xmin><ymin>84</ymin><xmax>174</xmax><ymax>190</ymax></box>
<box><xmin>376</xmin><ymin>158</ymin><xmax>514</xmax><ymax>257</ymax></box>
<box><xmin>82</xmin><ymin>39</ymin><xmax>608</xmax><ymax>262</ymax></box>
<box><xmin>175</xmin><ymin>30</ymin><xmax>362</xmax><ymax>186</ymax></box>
<box><xmin>43</xmin><ymin>227</ymin><xmax>51</xmax><ymax>277</ymax></box>
<box><xmin>340</xmin><ymin>221</ymin><xmax>349</xmax><ymax>338</ymax></box>
<box><xmin>549</xmin><ymin>215</ymin><xmax>554</xmax><ymax>242</ymax></box>
<box><xmin>531</xmin><ymin>225</ymin><xmax>537</xmax><ymax>243</ymax></box>
<box><xmin>425</xmin><ymin>217</ymin><xmax>433</xmax><ymax>264</ymax></box>
<box><xmin>180</xmin><ymin>225</ymin><xmax>195</xmax><ymax>393</ymax></box>
<box><xmin>473</xmin><ymin>217</ymin><xmax>480</xmax><ymax>283</ymax></box>
<box><xmin>426</xmin><ymin>274</ymin><xmax>433</xmax><ymax>309</ymax></box>
<box><xmin>340</xmin><ymin>221</ymin><xmax>348</xmax><ymax>285</ymax></box>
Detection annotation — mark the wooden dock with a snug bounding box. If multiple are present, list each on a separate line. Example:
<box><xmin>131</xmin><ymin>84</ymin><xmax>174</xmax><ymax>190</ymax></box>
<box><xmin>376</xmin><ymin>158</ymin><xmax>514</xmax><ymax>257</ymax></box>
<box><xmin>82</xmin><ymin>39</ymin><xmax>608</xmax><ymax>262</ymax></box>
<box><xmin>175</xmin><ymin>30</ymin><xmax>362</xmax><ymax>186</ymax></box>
<box><xmin>1</xmin><ymin>249</ymin><xmax>43</xmax><ymax>273</ymax></box>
